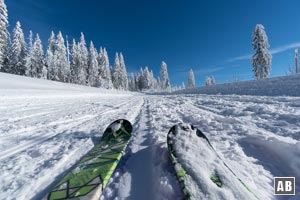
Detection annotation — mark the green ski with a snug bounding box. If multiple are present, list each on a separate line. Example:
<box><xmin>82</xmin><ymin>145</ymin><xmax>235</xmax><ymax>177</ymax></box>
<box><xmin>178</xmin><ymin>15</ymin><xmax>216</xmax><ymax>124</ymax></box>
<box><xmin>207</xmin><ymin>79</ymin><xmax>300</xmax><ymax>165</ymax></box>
<box><xmin>167</xmin><ymin>123</ymin><xmax>259</xmax><ymax>200</ymax></box>
<box><xmin>44</xmin><ymin>119</ymin><xmax>133</xmax><ymax>200</ymax></box>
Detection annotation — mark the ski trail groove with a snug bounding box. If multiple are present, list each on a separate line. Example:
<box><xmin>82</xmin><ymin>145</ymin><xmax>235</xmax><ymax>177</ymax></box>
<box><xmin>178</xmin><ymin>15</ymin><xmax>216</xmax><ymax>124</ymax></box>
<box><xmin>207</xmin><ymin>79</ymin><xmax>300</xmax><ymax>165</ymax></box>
<box><xmin>125</xmin><ymin>99</ymin><xmax>155</xmax><ymax>200</ymax></box>
<box><xmin>0</xmin><ymin>98</ymin><xmax>139</xmax><ymax>161</ymax></box>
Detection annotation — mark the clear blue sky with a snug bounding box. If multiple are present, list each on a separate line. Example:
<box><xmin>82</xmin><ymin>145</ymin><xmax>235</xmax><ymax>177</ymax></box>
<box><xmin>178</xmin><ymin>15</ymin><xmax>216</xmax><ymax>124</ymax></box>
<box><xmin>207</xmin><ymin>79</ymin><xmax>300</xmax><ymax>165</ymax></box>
<box><xmin>6</xmin><ymin>0</ymin><xmax>300</xmax><ymax>86</ymax></box>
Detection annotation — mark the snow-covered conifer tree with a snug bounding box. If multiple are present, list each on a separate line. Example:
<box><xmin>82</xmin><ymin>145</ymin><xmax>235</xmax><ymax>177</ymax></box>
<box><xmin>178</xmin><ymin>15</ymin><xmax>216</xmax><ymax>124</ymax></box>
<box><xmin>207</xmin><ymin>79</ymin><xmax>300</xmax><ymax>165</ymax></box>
<box><xmin>143</xmin><ymin>67</ymin><xmax>151</xmax><ymax>89</ymax></box>
<box><xmin>160</xmin><ymin>61</ymin><xmax>170</xmax><ymax>90</ymax></box>
<box><xmin>119</xmin><ymin>53</ymin><xmax>128</xmax><ymax>90</ymax></box>
<box><xmin>136</xmin><ymin>67</ymin><xmax>144</xmax><ymax>91</ymax></box>
<box><xmin>25</xmin><ymin>31</ymin><xmax>33</xmax><ymax>76</ymax></box>
<box><xmin>78</xmin><ymin>67</ymin><xmax>86</xmax><ymax>85</ymax></box>
<box><xmin>55</xmin><ymin>32</ymin><xmax>69</xmax><ymax>82</ymax></box>
<box><xmin>46</xmin><ymin>31</ymin><xmax>57</xmax><ymax>80</ymax></box>
<box><xmin>128</xmin><ymin>73</ymin><xmax>136</xmax><ymax>91</ymax></box>
<box><xmin>70</xmin><ymin>39</ymin><xmax>79</xmax><ymax>83</ymax></box>
<box><xmin>0</xmin><ymin>0</ymin><xmax>9</xmax><ymax>71</ymax></box>
<box><xmin>78</xmin><ymin>32</ymin><xmax>88</xmax><ymax>85</ymax></box>
<box><xmin>66</xmin><ymin>35</ymin><xmax>70</xmax><ymax>64</ymax></box>
<box><xmin>205</xmin><ymin>77</ymin><xmax>212</xmax><ymax>86</ymax></box>
<box><xmin>27</xmin><ymin>31</ymin><xmax>33</xmax><ymax>54</ymax></box>
<box><xmin>295</xmin><ymin>48</ymin><xmax>299</xmax><ymax>74</ymax></box>
<box><xmin>205</xmin><ymin>76</ymin><xmax>216</xmax><ymax>86</ymax></box>
<box><xmin>9</xmin><ymin>21</ymin><xmax>26</xmax><ymax>75</ymax></box>
<box><xmin>157</xmin><ymin>77</ymin><xmax>161</xmax><ymax>90</ymax></box>
<box><xmin>98</xmin><ymin>47</ymin><xmax>113</xmax><ymax>89</ymax></box>
<box><xmin>112</xmin><ymin>52</ymin><xmax>121</xmax><ymax>89</ymax></box>
<box><xmin>188</xmin><ymin>69</ymin><xmax>195</xmax><ymax>88</ymax></box>
<box><xmin>149</xmin><ymin>70</ymin><xmax>155</xmax><ymax>89</ymax></box>
<box><xmin>88</xmin><ymin>41</ymin><xmax>98</xmax><ymax>87</ymax></box>
<box><xmin>252</xmin><ymin>24</ymin><xmax>272</xmax><ymax>79</ymax></box>
<box><xmin>27</xmin><ymin>34</ymin><xmax>44</xmax><ymax>78</ymax></box>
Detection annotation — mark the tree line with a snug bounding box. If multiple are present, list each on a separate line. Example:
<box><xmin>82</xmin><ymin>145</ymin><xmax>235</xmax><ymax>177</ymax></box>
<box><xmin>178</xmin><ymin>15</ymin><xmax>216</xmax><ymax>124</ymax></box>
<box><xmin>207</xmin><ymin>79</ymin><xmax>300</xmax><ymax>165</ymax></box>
<box><xmin>0</xmin><ymin>0</ymin><xmax>174</xmax><ymax>91</ymax></box>
<box><xmin>2</xmin><ymin>0</ymin><xmax>281</xmax><ymax>92</ymax></box>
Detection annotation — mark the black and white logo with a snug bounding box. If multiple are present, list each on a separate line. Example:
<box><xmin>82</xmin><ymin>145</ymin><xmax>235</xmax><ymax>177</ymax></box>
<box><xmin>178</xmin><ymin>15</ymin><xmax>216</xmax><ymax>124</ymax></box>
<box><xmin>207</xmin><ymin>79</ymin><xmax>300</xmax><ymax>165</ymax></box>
<box><xmin>274</xmin><ymin>177</ymin><xmax>295</xmax><ymax>195</ymax></box>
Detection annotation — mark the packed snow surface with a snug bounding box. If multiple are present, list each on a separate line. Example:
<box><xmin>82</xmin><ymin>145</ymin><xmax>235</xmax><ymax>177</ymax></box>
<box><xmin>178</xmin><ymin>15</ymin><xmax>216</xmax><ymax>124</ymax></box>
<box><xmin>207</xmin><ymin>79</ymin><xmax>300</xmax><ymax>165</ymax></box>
<box><xmin>174</xmin><ymin>74</ymin><xmax>300</xmax><ymax>96</ymax></box>
<box><xmin>1</xmin><ymin>73</ymin><xmax>300</xmax><ymax>200</ymax></box>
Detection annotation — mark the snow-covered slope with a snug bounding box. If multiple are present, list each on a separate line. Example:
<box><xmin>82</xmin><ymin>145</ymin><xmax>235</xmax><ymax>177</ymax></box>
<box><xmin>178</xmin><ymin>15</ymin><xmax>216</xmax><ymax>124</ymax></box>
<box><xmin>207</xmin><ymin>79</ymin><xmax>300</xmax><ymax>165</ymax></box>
<box><xmin>174</xmin><ymin>74</ymin><xmax>300</xmax><ymax>96</ymax></box>
<box><xmin>0</xmin><ymin>72</ymin><xmax>128</xmax><ymax>96</ymax></box>
<box><xmin>103</xmin><ymin>94</ymin><xmax>300</xmax><ymax>200</ymax></box>
<box><xmin>1</xmin><ymin>73</ymin><xmax>300</xmax><ymax>200</ymax></box>
<box><xmin>0</xmin><ymin>73</ymin><xmax>144</xmax><ymax>200</ymax></box>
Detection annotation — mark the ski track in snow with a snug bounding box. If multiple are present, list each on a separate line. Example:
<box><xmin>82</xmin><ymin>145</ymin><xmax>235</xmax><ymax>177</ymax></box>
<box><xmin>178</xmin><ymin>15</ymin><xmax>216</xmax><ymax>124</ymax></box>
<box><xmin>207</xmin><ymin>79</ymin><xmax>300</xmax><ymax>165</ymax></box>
<box><xmin>103</xmin><ymin>94</ymin><xmax>300</xmax><ymax>200</ymax></box>
<box><xmin>0</xmin><ymin>92</ymin><xmax>144</xmax><ymax>200</ymax></box>
<box><xmin>1</xmin><ymin>86</ymin><xmax>300</xmax><ymax>200</ymax></box>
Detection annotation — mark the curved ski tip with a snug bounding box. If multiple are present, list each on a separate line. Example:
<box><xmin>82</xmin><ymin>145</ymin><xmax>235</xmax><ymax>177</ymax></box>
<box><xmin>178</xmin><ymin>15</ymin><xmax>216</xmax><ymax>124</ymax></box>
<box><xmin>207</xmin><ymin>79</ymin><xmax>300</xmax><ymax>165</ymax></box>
<box><xmin>107</xmin><ymin>119</ymin><xmax>133</xmax><ymax>133</ymax></box>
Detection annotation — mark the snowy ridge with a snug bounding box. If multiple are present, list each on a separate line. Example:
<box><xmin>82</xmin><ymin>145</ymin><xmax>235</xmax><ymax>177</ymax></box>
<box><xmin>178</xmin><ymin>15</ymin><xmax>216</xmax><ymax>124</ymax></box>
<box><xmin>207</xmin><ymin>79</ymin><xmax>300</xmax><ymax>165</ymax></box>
<box><xmin>174</xmin><ymin>74</ymin><xmax>300</xmax><ymax>96</ymax></box>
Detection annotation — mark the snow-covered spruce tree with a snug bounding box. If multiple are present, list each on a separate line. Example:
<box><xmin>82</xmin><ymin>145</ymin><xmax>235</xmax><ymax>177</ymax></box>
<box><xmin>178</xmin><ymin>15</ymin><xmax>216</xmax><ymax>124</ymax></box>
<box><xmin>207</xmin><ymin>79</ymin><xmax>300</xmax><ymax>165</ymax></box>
<box><xmin>160</xmin><ymin>61</ymin><xmax>171</xmax><ymax>90</ymax></box>
<box><xmin>119</xmin><ymin>53</ymin><xmax>128</xmax><ymax>90</ymax></box>
<box><xmin>28</xmin><ymin>31</ymin><xmax>33</xmax><ymax>52</ymax></box>
<box><xmin>55</xmin><ymin>32</ymin><xmax>70</xmax><ymax>82</ymax></box>
<box><xmin>142</xmin><ymin>67</ymin><xmax>151</xmax><ymax>89</ymax></box>
<box><xmin>252</xmin><ymin>24</ymin><xmax>272</xmax><ymax>80</ymax></box>
<box><xmin>98</xmin><ymin>47</ymin><xmax>113</xmax><ymax>89</ymax></box>
<box><xmin>9</xmin><ymin>21</ymin><xmax>26</xmax><ymax>75</ymax></box>
<box><xmin>33</xmin><ymin>34</ymin><xmax>45</xmax><ymax>78</ymax></box>
<box><xmin>70</xmin><ymin>39</ymin><xmax>79</xmax><ymax>83</ymax></box>
<box><xmin>205</xmin><ymin>76</ymin><xmax>216</xmax><ymax>86</ymax></box>
<box><xmin>25</xmin><ymin>30</ymin><xmax>33</xmax><ymax>76</ymax></box>
<box><xmin>0</xmin><ymin>0</ymin><xmax>9</xmax><ymax>72</ymax></box>
<box><xmin>78</xmin><ymin>32</ymin><xmax>88</xmax><ymax>85</ymax></box>
<box><xmin>136</xmin><ymin>67</ymin><xmax>144</xmax><ymax>91</ymax></box>
<box><xmin>295</xmin><ymin>48</ymin><xmax>299</xmax><ymax>74</ymax></box>
<box><xmin>128</xmin><ymin>73</ymin><xmax>136</xmax><ymax>91</ymax></box>
<box><xmin>112</xmin><ymin>52</ymin><xmax>128</xmax><ymax>90</ymax></box>
<box><xmin>26</xmin><ymin>34</ymin><xmax>45</xmax><ymax>78</ymax></box>
<box><xmin>66</xmin><ymin>35</ymin><xmax>70</xmax><ymax>64</ymax></box>
<box><xmin>188</xmin><ymin>69</ymin><xmax>195</xmax><ymax>88</ymax></box>
<box><xmin>156</xmin><ymin>77</ymin><xmax>161</xmax><ymax>90</ymax></box>
<box><xmin>112</xmin><ymin>52</ymin><xmax>121</xmax><ymax>89</ymax></box>
<box><xmin>149</xmin><ymin>70</ymin><xmax>156</xmax><ymax>89</ymax></box>
<box><xmin>205</xmin><ymin>77</ymin><xmax>212</xmax><ymax>86</ymax></box>
<box><xmin>88</xmin><ymin>41</ymin><xmax>99</xmax><ymax>87</ymax></box>
<box><xmin>46</xmin><ymin>31</ymin><xmax>57</xmax><ymax>80</ymax></box>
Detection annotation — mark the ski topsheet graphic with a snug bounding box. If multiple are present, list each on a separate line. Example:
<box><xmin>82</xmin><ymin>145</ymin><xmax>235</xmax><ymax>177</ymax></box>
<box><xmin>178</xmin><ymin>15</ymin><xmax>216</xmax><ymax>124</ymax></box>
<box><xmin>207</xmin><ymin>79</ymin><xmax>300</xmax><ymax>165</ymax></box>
<box><xmin>167</xmin><ymin>123</ymin><xmax>259</xmax><ymax>200</ymax></box>
<box><xmin>44</xmin><ymin>119</ymin><xmax>132</xmax><ymax>200</ymax></box>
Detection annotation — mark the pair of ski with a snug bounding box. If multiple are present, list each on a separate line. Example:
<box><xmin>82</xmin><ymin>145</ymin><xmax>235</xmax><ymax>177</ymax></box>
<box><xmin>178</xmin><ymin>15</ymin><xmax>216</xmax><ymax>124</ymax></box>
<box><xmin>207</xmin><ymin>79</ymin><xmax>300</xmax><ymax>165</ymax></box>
<box><xmin>44</xmin><ymin>119</ymin><xmax>258</xmax><ymax>200</ymax></box>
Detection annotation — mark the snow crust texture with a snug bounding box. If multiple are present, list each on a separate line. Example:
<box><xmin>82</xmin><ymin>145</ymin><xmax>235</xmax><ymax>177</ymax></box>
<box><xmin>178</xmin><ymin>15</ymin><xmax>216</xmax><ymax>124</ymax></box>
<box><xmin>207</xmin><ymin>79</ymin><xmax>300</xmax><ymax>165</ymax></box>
<box><xmin>175</xmin><ymin>74</ymin><xmax>300</xmax><ymax>96</ymax></box>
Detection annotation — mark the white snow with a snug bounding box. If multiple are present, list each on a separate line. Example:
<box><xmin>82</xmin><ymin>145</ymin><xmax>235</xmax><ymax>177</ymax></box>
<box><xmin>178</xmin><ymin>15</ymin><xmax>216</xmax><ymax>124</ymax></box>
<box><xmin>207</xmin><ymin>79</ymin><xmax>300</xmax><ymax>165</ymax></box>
<box><xmin>0</xmin><ymin>73</ymin><xmax>143</xmax><ymax>200</ymax></box>
<box><xmin>174</xmin><ymin>74</ymin><xmax>300</xmax><ymax>96</ymax></box>
<box><xmin>1</xmin><ymin>72</ymin><xmax>300</xmax><ymax>200</ymax></box>
<box><xmin>170</xmin><ymin>123</ymin><xmax>257</xmax><ymax>199</ymax></box>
